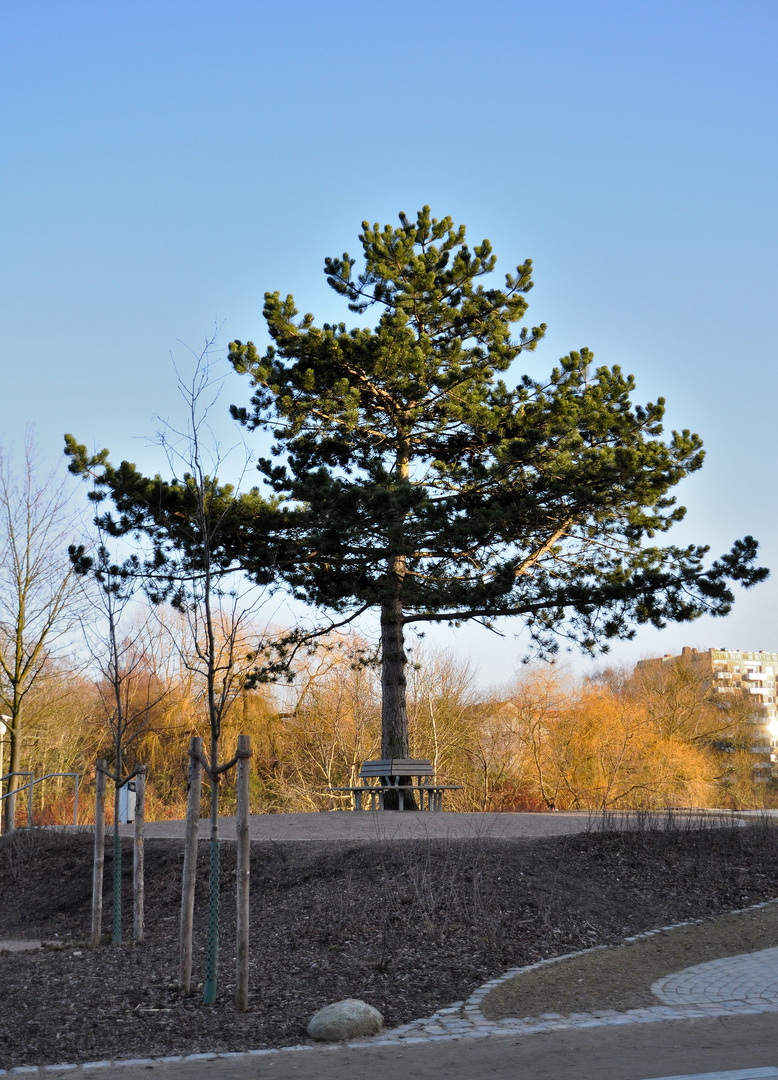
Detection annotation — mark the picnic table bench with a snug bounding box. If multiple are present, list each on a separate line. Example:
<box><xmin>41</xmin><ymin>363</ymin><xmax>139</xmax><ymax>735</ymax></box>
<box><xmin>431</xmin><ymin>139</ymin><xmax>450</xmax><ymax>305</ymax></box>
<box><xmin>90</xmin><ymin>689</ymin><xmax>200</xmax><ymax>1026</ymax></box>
<box><xmin>327</xmin><ymin>759</ymin><xmax>463</xmax><ymax>811</ymax></box>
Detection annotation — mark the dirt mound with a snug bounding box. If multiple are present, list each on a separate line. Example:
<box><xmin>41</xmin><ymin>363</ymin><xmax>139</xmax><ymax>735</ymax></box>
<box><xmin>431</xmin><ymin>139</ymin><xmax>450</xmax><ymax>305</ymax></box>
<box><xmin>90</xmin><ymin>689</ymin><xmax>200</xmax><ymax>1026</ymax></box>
<box><xmin>0</xmin><ymin>820</ymin><xmax>776</xmax><ymax>1068</ymax></box>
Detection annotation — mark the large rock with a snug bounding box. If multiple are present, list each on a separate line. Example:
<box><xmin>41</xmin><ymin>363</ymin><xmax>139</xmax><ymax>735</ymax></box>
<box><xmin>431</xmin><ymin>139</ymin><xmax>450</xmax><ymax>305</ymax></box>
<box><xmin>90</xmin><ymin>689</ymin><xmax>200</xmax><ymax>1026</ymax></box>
<box><xmin>307</xmin><ymin>998</ymin><xmax>384</xmax><ymax>1041</ymax></box>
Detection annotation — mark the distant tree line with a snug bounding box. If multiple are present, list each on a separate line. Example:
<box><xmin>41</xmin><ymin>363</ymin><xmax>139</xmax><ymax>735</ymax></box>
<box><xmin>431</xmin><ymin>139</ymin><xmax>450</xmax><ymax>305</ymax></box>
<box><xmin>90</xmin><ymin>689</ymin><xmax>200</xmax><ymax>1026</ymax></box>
<box><xmin>11</xmin><ymin>626</ymin><xmax>772</xmax><ymax>821</ymax></box>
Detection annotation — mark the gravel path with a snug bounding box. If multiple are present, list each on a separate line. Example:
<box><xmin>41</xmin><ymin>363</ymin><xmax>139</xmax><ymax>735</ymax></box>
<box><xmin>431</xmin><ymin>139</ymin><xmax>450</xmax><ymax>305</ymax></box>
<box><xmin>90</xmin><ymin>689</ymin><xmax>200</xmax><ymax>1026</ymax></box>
<box><xmin>115</xmin><ymin>808</ymin><xmax>749</xmax><ymax>842</ymax></box>
<box><xmin>119</xmin><ymin>810</ymin><xmax>603</xmax><ymax>841</ymax></box>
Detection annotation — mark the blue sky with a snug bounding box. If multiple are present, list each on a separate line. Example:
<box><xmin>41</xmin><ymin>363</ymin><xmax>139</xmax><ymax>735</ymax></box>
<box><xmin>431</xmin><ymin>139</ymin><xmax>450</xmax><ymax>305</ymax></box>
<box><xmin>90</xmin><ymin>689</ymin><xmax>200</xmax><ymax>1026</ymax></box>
<box><xmin>2</xmin><ymin>1</ymin><xmax>776</xmax><ymax>685</ymax></box>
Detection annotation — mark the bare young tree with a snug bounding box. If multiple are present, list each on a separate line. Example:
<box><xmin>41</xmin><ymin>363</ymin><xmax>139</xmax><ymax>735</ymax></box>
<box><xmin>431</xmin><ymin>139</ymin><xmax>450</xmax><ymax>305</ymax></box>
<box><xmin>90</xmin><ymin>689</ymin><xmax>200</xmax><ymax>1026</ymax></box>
<box><xmin>70</xmin><ymin>525</ymin><xmax>164</xmax><ymax>945</ymax></box>
<box><xmin>149</xmin><ymin>348</ymin><xmax>271</xmax><ymax>1002</ymax></box>
<box><xmin>0</xmin><ymin>434</ymin><xmax>81</xmax><ymax>832</ymax></box>
<box><xmin>283</xmin><ymin>637</ymin><xmax>381</xmax><ymax>808</ymax></box>
<box><xmin>66</xmin><ymin>340</ymin><xmax>276</xmax><ymax>1003</ymax></box>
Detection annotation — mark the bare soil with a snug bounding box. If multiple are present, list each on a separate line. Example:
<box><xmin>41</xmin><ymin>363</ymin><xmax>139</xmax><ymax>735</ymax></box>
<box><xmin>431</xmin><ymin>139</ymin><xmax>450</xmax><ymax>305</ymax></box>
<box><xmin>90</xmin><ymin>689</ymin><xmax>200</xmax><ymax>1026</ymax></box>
<box><xmin>0</xmin><ymin>819</ymin><xmax>776</xmax><ymax>1068</ymax></box>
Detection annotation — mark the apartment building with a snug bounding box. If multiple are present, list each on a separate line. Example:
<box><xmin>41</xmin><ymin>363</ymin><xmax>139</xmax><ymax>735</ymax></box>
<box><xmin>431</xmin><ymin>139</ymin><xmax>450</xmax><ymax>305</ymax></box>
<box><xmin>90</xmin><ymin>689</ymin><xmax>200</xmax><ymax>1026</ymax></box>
<box><xmin>636</xmin><ymin>647</ymin><xmax>778</xmax><ymax>778</ymax></box>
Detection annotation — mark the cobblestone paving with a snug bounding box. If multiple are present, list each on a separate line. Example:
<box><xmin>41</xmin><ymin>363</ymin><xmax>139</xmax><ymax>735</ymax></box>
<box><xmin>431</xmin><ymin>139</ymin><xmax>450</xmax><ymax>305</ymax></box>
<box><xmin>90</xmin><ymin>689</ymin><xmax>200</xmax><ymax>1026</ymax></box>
<box><xmin>644</xmin><ymin>1072</ymin><xmax>778</xmax><ymax>1080</ymax></box>
<box><xmin>653</xmin><ymin>947</ymin><xmax>778</xmax><ymax>1007</ymax></box>
<box><xmin>364</xmin><ymin>931</ymin><xmax>778</xmax><ymax>1048</ymax></box>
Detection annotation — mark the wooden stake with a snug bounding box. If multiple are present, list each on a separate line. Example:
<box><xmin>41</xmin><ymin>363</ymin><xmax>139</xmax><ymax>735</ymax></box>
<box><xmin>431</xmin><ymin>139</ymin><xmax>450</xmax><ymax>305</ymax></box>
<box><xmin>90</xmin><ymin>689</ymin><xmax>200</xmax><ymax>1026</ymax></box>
<box><xmin>236</xmin><ymin>734</ymin><xmax>251</xmax><ymax>1012</ymax></box>
<box><xmin>180</xmin><ymin>736</ymin><xmax>202</xmax><ymax>993</ymax></box>
<box><xmin>133</xmin><ymin>765</ymin><xmax>146</xmax><ymax>944</ymax></box>
<box><xmin>91</xmin><ymin>759</ymin><xmax>107</xmax><ymax>948</ymax></box>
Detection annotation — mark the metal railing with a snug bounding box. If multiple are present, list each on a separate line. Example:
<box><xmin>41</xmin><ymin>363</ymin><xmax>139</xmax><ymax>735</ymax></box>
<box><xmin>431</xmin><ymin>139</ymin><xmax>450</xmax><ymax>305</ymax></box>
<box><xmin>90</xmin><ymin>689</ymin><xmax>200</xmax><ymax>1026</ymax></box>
<box><xmin>0</xmin><ymin>772</ymin><xmax>33</xmax><ymax>828</ymax></box>
<box><xmin>0</xmin><ymin>772</ymin><xmax>79</xmax><ymax>829</ymax></box>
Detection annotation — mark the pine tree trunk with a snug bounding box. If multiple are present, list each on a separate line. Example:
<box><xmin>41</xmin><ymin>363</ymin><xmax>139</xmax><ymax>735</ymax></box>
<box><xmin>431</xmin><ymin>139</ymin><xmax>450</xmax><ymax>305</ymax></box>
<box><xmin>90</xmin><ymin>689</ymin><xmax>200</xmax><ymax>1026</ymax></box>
<box><xmin>381</xmin><ymin>597</ymin><xmax>409</xmax><ymax>758</ymax></box>
<box><xmin>380</xmin><ymin>595</ymin><xmax>417</xmax><ymax>809</ymax></box>
<box><xmin>380</xmin><ymin>435</ymin><xmax>417</xmax><ymax>809</ymax></box>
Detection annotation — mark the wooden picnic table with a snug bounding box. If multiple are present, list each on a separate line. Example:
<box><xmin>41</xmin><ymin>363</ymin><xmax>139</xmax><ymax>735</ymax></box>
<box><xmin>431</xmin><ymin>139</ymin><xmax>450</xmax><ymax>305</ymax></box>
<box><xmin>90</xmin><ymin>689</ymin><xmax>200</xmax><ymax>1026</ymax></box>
<box><xmin>327</xmin><ymin>758</ymin><xmax>463</xmax><ymax>811</ymax></box>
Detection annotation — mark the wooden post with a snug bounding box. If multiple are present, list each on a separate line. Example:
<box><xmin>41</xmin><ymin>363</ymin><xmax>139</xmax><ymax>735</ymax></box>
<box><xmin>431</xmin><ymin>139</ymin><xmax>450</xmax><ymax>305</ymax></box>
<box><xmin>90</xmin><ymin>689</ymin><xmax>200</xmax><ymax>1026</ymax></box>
<box><xmin>112</xmin><ymin>788</ymin><xmax>122</xmax><ymax>946</ymax></box>
<box><xmin>180</xmin><ymin>737</ymin><xmax>202</xmax><ymax>992</ymax></box>
<box><xmin>133</xmin><ymin>766</ymin><xmax>146</xmax><ymax>944</ymax></box>
<box><xmin>91</xmin><ymin>759</ymin><xmax>107</xmax><ymax>948</ymax></box>
<box><xmin>236</xmin><ymin>734</ymin><xmax>251</xmax><ymax>1012</ymax></box>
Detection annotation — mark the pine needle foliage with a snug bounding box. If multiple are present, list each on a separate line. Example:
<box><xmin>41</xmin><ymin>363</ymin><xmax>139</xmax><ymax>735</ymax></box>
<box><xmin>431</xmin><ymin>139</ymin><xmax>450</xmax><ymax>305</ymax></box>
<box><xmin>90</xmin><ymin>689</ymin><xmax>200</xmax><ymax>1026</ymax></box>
<box><xmin>229</xmin><ymin>207</ymin><xmax>767</xmax><ymax>758</ymax></box>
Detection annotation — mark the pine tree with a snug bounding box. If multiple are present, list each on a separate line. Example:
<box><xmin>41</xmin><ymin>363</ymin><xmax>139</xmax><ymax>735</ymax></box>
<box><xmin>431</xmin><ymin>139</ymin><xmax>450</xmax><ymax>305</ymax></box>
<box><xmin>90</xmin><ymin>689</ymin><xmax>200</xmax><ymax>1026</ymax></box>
<box><xmin>223</xmin><ymin>206</ymin><xmax>766</xmax><ymax>770</ymax></box>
